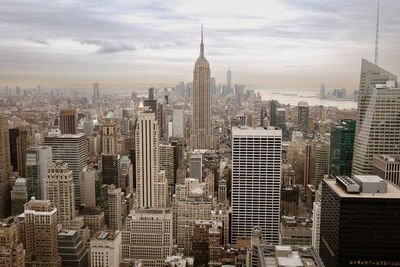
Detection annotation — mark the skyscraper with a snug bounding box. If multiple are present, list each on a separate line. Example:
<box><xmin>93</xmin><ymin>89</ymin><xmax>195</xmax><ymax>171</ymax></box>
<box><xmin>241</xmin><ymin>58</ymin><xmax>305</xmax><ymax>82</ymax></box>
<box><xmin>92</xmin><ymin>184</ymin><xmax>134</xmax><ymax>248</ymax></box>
<box><xmin>373</xmin><ymin>154</ymin><xmax>400</xmax><ymax>187</ymax></box>
<box><xmin>44</xmin><ymin>133</ymin><xmax>88</xmax><ymax>207</ymax></box>
<box><xmin>25</xmin><ymin>145</ymin><xmax>53</xmax><ymax>200</ymax></box>
<box><xmin>189</xmin><ymin>152</ymin><xmax>202</xmax><ymax>180</ymax></box>
<box><xmin>0</xmin><ymin>116</ymin><xmax>11</xmax><ymax>218</ymax></box>
<box><xmin>320</xmin><ymin>84</ymin><xmax>326</xmax><ymax>99</ymax></box>
<box><xmin>329</xmin><ymin>119</ymin><xmax>356</xmax><ymax>178</ymax></box>
<box><xmin>9</xmin><ymin>124</ymin><xmax>34</xmax><ymax>177</ymax></box>
<box><xmin>102</xmin><ymin>112</ymin><xmax>117</xmax><ymax>155</ymax></box>
<box><xmin>227</xmin><ymin>68</ymin><xmax>232</xmax><ymax>95</ymax></box>
<box><xmin>309</xmin><ymin>138</ymin><xmax>330</xmax><ymax>188</ymax></box>
<box><xmin>24</xmin><ymin>198</ymin><xmax>61</xmax><ymax>267</ymax></box>
<box><xmin>270</xmin><ymin>100</ymin><xmax>277</xmax><ymax>127</ymax></box>
<box><xmin>320</xmin><ymin>176</ymin><xmax>400</xmax><ymax>266</ymax></box>
<box><xmin>173</xmin><ymin>108</ymin><xmax>184</xmax><ymax>137</ymax></box>
<box><xmin>135</xmin><ymin>110</ymin><xmax>167</xmax><ymax>208</ymax></box>
<box><xmin>191</xmin><ymin>27</ymin><xmax>212</xmax><ymax>150</ymax></box>
<box><xmin>59</xmin><ymin>110</ymin><xmax>77</xmax><ymax>135</ymax></box>
<box><xmin>11</xmin><ymin>177</ymin><xmax>27</xmax><ymax>216</ymax></box>
<box><xmin>297</xmin><ymin>101</ymin><xmax>309</xmax><ymax>137</ymax></box>
<box><xmin>352</xmin><ymin>59</ymin><xmax>399</xmax><ymax>176</ymax></box>
<box><xmin>0</xmin><ymin>216</ymin><xmax>25</xmax><ymax>267</ymax></box>
<box><xmin>231</xmin><ymin>126</ymin><xmax>282</xmax><ymax>245</ymax></box>
<box><xmin>107</xmin><ymin>185</ymin><xmax>122</xmax><ymax>231</ymax></box>
<box><xmin>93</xmin><ymin>83</ymin><xmax>99</xmax><ymax>99</ymax></box>
<box><xmin>45</xmin><ymin>161</ymin><xmax>75</xmax><ymax>228</ymax></box>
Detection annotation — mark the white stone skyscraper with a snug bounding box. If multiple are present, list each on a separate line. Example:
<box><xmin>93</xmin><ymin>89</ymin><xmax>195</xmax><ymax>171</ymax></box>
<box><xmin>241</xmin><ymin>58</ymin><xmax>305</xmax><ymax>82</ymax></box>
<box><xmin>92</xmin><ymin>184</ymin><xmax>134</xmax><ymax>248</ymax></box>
<box><xmin>191</xmin><ymin>26</ymin><xmax>212</xmax><ymax>150</ymax></box>
<box><xmin>45</xmin><ymin>161</ymin><xmax>75</xmax><ymax>228</ymax></box>
<box><xmin>352</xmin><ymin>59</ymin><xmax>399</xmax><ymax>176</ymax></box>
<box><xmin>135</xmin><ymin>110</ymin><xmax>167</xmax><ymax>208</ymax></box>
<box><xmin>231</xmin><ymin>126</ymin><xmax>282</xmax><ymax>245</ymax></box>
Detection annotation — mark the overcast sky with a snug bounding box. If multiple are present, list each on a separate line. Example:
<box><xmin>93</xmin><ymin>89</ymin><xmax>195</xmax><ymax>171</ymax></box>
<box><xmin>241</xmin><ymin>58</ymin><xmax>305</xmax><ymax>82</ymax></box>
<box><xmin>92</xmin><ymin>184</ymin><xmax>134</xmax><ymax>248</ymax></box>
<box><xmin>0</xmin><ymin>0</ymin><xmax>399</xmax><ymax>90</ymax></box>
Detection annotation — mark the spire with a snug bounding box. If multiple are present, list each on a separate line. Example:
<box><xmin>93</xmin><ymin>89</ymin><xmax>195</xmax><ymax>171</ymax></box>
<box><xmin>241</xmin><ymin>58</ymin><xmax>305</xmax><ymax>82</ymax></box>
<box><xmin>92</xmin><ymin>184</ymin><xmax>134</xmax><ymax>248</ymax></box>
<box><xmin>199</xmin><ymin>24</ymin><xmax>205</xmax><ymax>59</ymax></box>
<box><xmin>374</xmin><ymin>0</ymin><xmax>380</xmax><ymax>65</ymax></box>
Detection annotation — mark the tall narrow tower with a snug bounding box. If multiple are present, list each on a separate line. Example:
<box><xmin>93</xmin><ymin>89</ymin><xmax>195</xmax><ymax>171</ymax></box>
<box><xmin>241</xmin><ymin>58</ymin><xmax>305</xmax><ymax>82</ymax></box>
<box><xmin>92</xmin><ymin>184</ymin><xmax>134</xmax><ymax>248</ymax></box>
<box><xmin>191</xmin><ymin>26</ymin><xmax>212</xmax><ymax>150</ymax></box>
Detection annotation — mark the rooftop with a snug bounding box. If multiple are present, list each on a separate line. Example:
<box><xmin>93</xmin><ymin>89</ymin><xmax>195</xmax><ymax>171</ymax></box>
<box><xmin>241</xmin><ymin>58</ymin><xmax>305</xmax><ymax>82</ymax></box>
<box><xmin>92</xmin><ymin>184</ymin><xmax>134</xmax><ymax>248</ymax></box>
<box><xmin>325</xmin><ymin>179</ymin><xmax>400</xmax><ymax>199</ymax></box>
<box><xmin>232</xmin><ymin>126</ymin><xmax>282</xmax><ymax>136</ymax></box>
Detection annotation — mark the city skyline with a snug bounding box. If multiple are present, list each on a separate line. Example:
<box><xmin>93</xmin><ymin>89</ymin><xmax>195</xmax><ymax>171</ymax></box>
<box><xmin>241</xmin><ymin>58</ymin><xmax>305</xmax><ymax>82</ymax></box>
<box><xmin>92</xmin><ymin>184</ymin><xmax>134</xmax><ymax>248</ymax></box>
<box><xmin>1</xmin><ymin>0</ymin><xmax>400</xmax><ymax>89</ymax></box>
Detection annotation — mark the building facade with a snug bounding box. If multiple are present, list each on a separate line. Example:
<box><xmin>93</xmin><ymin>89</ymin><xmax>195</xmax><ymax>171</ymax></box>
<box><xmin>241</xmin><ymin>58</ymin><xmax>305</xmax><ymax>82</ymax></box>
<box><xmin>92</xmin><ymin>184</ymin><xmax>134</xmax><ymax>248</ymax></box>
<box><xmin>59</xmin><ymin>109</ymin><xmax>77</xmax><ymax>135</ymax></box>
<box><xmin>231</xmin><ymin>126</ymin><xmax>282</xmax><ymax>245</ymax></box>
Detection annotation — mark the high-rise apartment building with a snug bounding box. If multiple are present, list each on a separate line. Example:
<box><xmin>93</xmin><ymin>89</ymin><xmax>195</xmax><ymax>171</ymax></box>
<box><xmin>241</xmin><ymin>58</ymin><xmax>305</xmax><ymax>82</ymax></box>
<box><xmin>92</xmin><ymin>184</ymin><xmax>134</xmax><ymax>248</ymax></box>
<box><xmin>59</xmin><ymin>109</ymin><xmax>77</xmax><ymax>135</ymax></box>
<box><xmin>0</xmin><ymin>216</ymin><xmax>25</xmax><ymax>267</ymax></box>
<box><xmin>189</xmin><ymin>152</ymin><xmax>202</xmax><ymax>180</ymax></box>
<box><xmin>90</xmin><ymin>230</ymin><xmax>121</xmax><ymax>267</ymax></box>
<box><xmin>45</xmin><ymin>161</ymin><xmax>75</xmax><ymax>228</ymax></box>
<box><xmin>25</xmin><ymin>145</ymin><xmax>52</xmax><ymax>200</ymax></box>
<box><xmin>11</xmin><ymin>177</ymin><xmax>27</xmax><ymax>215</ymax></box>
<box><xmin>297</xmin><ymin>101</ymin><xmax>309</xmax><ymax>137</ymax></box>
<box><xmin>135</xmin><ymin>111</ymin><xmax>167</xmax><ymax>208</ymax></box>
<box><xmin>121</xmin><ymin>208</ymin><xmax>172</xmax><ymax>266</ymax></box>
<box><xmin>107</xmin><ymin>185</ymin><xmax>122</xmax><ymax>231</ymax></box>
<box><xmin>0</xmin><ymin>116</ymin><xmax>11</xmax><ymax>218</ymax></box>
<box><xmin>373</xmin><ymin>154</ymin><xmax>400</xmax><ymax>188</ymax></box>
<box><xmin>191</xmin><ymin>27</ymin><xmax>212</xmax><ymax>149</ymax></box>
<box><xmin>24</xmin><ymin>198</ymin><xmax>61</xmax><ymax>267</ymax></box>
<box><xmin>329</xmin><ymin>119</ymin><xmax>356</xmax><ymax>178</ymax></box>
<box><xmin>231</xmin><ymin>126</ymin><xmax>282</xmax><ymax>245</ymax></box>
<box><xmin>352</xmin><ymin>59</ymin><xmax>399</xmax><ymax>176</ymax></box>
<box><xmin>44</xmin><ymin>133</ymin><xmax>87</xmax><ymax>207</ymax></box>
<box><xmin>320</xmin><ymin>176</ymin><xmax>400</xmax><ymax>266</ymax></box>
<box><xmin>102</xmin><ymin>112</ymin><xmax>117</xmax><ymax>155</ymax></box>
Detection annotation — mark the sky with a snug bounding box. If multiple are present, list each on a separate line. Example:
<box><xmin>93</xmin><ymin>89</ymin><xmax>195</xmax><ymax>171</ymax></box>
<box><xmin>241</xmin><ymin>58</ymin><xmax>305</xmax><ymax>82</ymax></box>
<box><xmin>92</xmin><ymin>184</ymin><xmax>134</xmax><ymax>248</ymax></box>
<box><xmin>0</xmin><ymin>0</ymin><xmax>399</xmax><ymax>90</ymax></box>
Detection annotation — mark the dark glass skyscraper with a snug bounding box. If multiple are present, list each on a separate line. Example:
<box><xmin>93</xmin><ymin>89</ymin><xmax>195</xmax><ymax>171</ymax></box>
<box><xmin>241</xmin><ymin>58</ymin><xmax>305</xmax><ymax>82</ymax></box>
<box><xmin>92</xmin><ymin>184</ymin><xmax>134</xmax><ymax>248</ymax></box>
<box><xmin>329</xmin><ymin>119</ymin><xmax>356</xmax><ymax>178</ymax></box>
<box><xmin>320</xmin><ymin>177</ymin><xmax>400</xmax><ymax>267</ymax></box>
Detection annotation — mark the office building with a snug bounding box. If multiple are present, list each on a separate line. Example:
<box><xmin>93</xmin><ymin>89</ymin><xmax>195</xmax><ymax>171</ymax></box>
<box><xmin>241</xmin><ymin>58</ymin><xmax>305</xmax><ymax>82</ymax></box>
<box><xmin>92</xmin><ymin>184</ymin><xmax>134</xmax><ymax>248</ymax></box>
<box><xmin>59</xmin><ymin>110</ymin><xmax>77</xmax><ymax>135</ymax></box>
<box><xmin>107</xmin><ymin>185</ymin><xmax>122</xmax><ymax>231</ymax></box>
<box><xmin>329</xmin><ymin>119</ymin><xmax>356</xmax><ymax>178</ymax></box>
<box><xmin>173</xmin><ymin>108</ymin><xmax>184</xmax><ymax>137</ymax></box>
<box><xmin>231</xmin><ymin>126</ymin><xmax>282</xmax><ymax>245</ymax></box>
<box><xmin>320</xmin><ymin>176</ymin><xmax>400</xmax><ymax>266</ymax></box>
<box><xmin>311</xmin><ymin>202</ymin><xmax>321</xmax><ymax>255</ymax></box>
<box><xmin>93</xmin><ymin>83</ymin><xmax>100</xmax><ymax>99</ymax></box>
<box><xmin>189</xmin><ymin>152</ymin><xmax>202</xmax><ymax>180</ymax></box>
<box><xmin>135</xmin><ymin>111</ymin><xmax>167</xmax><ymax>208</ymax></box>
<box><xmin>78</xmin><ymin>208</ymin><xmax>106</xmax><ymax>237</ymax></box>
<box><xmin>260</xmin><ymin>108</ymin><xmax>268</xmax><ymax>127</ymax></box>
<box><xmin>90</xmin><ymin>230</ymin><xmax>121</xmax><ymax>267</ymax></box>
<box><xmin>25</xmin><ymin>146</ymin><xmax>53</xmax><ymax>200</ymax></box>
<box><xmin>120</xmin><ymin>155</ymin><xmax>134</xmax><ymax>193</ymax></box>
<box><xmin>0</xmin><ymin>216</ymin><xmax>25</xmax><ymax>267</ymax></box>
<box><xmin>57</xmin><ymin>229</ymin><xmax>89</xmax><ymax>267</ymax></box>
<box><xmin>160</xmin><ymin>144</ymin><xmax>175</xmax><ymax>187</ymax></box>
<box><xmin>102</xmin><ymin>112</ymin><xmax>117</xmax><ymax>155</ymax></box>
<box><xmin>45</xmin><ymin>161</ymin><xmax>75</xmax><ymax>228</ymax></box>
<box><xmin>44</xmin><ymin>133</ymin><xmax>87</xmax><ymax>207</ymax></box>
<box><xmin>191</xmin><ymin>220</ymin><xmax>223</xmax><ymax>266</ymax></box>
<box><xmin>191</xmin><ymin>27</ymin><xmax>212</xmax><ymax>149</ymax></box>
<box><xmin>0</xmin><ymin>116</ymin><xmax>11</xmax><ymax>218</ymax></box>
<box><xmin>24</xmin><ymin>198</ymin><xmax>61</xmax><ymax>267</ymax></box>
<box><xmin>79</xmin><ymin>166</ymin><xmax>97</xmax><ymax>208</ymax></box>
<box><xmin>352</xmin><ymin>59</ymin><xmax>399</xmax><ymax>176</ymax></box>
<box><xmin>270</xmin><ymin>100</ymin><xmax>277</xmax><ymax>127</ymax></box>
<box><xmin>309</xmin><ymin>139</ymin><xmax>330</xmax><ymax>188</ymax></box>
<box><xmin>101</xmin><ymin>154</ymin><xmax>121</xmax><ymax>187</ymax></box>
<box><xmin>11</xmin><ymin>177</ymin><xmax>27</xmax><ymax>216</ymax></box>
<box><xmin>373</xmin><ymin>154</ymin><xmax>400</xmax><ymax>188</ymax></box>
<box><xmin>297</xmin><ymin>101</ymin><xmax>309</xmax><ymax>137</ymax></box>
<box><xmin>149</xmin><ymin>87</ymin><xmax>155</xmax><ymax>100</ymax></box>
<box><xmin>320</xmin><ymin>84</ymin><xmax>326</xmax><ymax>99</ymax></box>
<box><xmin>9</xmin><ymin>124</ymin><xmax>34</xmax><ymax>177</ymax></box>
<box><xmin>121</xmin><ymin>208</ymin><xmax>172</xmax><ymax>266</ymax></box>
<box><xmin>276</xmin><ymin>107</ymin><xmax>286</xmax><ymax>127</ymax></box>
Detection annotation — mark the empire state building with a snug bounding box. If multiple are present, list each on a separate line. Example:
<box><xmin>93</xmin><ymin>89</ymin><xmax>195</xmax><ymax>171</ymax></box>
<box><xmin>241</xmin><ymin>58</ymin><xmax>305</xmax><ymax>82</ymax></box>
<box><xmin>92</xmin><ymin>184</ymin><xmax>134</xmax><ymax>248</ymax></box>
<box><xmin>191</xmin><ymin>27</ymin><xmax>212</xmax><ymax>149</ymax></box>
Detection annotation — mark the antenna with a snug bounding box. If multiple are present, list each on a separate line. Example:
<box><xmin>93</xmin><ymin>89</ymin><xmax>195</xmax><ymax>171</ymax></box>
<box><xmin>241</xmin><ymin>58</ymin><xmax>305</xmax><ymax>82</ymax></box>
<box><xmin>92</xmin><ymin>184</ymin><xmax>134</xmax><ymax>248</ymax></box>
<box><xmin>374</xmin><ymin>0</ymin><xmax>380</xmax><ymax>65</ymax></box>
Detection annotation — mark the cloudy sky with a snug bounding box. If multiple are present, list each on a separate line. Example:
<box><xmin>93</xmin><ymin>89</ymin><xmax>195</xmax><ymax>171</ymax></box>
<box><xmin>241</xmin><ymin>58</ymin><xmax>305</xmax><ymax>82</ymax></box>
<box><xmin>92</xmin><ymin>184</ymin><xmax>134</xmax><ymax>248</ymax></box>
<box><xmin>0</xmin><ymin>0</ymin><xmax>399</xmax><ymax>90</ymax></box>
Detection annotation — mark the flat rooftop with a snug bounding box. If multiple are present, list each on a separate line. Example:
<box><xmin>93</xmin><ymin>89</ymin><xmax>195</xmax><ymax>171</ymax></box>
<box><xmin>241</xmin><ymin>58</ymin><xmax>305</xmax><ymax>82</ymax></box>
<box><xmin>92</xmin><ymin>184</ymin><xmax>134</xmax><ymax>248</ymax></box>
<box><xmin>232</xmin><ymin>126</ymin><xmax>282</xmax><ymax>136</ymax></box>
<box><xmin>325</xmin><ymin>179</ymin><xmax>400</xmax><ymax>199</ymax></box>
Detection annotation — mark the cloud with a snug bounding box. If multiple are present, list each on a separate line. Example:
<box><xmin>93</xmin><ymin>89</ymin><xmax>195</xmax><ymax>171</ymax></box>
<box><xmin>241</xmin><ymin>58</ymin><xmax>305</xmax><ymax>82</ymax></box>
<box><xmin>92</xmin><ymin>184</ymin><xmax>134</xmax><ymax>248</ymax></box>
<box><xmin>76</xmin><ymin>38</ymin><xmax>136</xmax><ymax>53</ymax></box>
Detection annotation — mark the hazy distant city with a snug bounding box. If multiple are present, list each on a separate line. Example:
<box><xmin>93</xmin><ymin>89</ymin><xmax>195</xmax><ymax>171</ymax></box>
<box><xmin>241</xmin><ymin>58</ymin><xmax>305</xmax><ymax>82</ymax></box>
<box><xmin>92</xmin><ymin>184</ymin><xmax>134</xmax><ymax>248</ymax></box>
<box><xmin>0</xmin><ymin>1</ymin><xmax>400</xmax><ymax>267</ymax></box>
